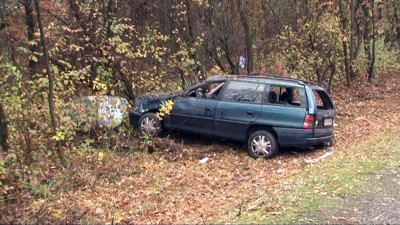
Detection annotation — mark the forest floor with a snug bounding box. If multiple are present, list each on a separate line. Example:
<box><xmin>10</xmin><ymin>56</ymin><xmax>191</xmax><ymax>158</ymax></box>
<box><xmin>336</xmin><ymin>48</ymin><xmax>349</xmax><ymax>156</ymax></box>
<box><xmin>1</xmin><ymin>72</ymin><xmax>400</xmax><ymax>224</ymax></box>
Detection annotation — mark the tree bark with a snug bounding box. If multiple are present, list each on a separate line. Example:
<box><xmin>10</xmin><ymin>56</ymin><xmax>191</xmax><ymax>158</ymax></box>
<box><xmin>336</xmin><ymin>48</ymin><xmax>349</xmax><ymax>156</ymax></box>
<box><xmin>338</xmin><ymin>0</ymin><xmax>352</xmax><ymax>87</ymax></box>
<box><xmin>0</xmin><ymin>103</ymin><xmax>9</xmax><ymax>153</ymax></box>
<box><xmin>368</xmin><ymin>0</ymin><xmax>376</xmax><ymax>81</ymax></box>
<box><xmin>34</xmin><ymin>0</ymin><xmax>64</xmax><ymax>164</ymax></box>
<box><xmin>113</xmin><ymin>62</ymin><xmax>135</xmax><ymax>102</ymax></box>
<box><xmin>327</xmin><ymin>61</ymin><xmax>336</xmax><ymax>94</ymax></box>
<box><xmin>0</xmin><ymin>0</ymin><xmax>16</xmax><ymax>63</ymax></box>
<box><xmin>362</xmin><ymin>0</ymin><xmax>372</xmax><ymax>77</ymax></box>
<box><xmin>263</xmin><ymin>1</ymin><xmax>281</xmax><ymax>35</ymax></box>
<box><xmin>362</xmin><ymin>0</ymin><xmax>376</xmax><ymax>81</ymax></box>
<box><xmin>220</xmin><ymin>36</ymin><xmax>238</xmax><ymax>74</ymax></box>
<box><xmin>0</xmin><ymin>0</ymin><xmax>5</xmax><ymax>31</ymax></box>
<box><xmin>203</xmin><ymin>2</ymin><xmax>227</xmax><ymax>73</ymax></box>
<box><xmin>184</xmin><ymin>0</ymin><xmax>206</xmax><ymax>81</ymax></box>
<box><xmin>240</xmin><ymin>4</ymin><xmax>254</xmax><ymax>75</ymax></box>
<box><xmin>349</xmin><ymin>0</ymin><xmax>357</xmax><ymax>80</ymax></box>
<box><xmin>393</xmin><ymin>0</ymin><xmax>400</xmax><ymax>44</ymax></box>
<box><xmin>22</xmin><ymin>0</ymin><xmax>37</xmax><ymax>77</ymax></box>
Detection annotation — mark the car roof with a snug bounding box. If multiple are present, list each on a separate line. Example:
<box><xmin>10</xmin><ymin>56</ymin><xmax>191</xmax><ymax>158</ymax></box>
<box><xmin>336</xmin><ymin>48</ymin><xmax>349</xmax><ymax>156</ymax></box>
<box><xmin>206</xmin><ymin>73</ymin><xmax>320</xmax><ymax>87</ymax></box>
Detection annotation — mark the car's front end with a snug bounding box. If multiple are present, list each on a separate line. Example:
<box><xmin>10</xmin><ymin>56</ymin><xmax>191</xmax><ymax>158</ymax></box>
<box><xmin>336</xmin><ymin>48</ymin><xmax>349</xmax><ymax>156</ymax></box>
<box><xmin>129</xmin><ymin>93</ymin><xmax>180</xmax><ymax>129</ymax></box>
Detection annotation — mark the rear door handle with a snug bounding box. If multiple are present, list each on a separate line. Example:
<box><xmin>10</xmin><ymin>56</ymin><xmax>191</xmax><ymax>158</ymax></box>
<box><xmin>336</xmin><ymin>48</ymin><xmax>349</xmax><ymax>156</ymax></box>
<box><xmin>247</xmin><ymin>111</ymin><xmax>253</xmax><ymax>115</ymax></box>
<box><xmin>205</xmin><ymin>107</ymin><xmax>212</xmax><ymax>112</ymax></box>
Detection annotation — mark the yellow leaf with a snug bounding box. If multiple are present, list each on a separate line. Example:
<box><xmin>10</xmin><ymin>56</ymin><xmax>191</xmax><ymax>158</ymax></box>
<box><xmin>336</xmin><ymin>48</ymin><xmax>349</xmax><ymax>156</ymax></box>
<box><xmin>98</xmin><ymin>151</ymin><xmax>105</xmax><ymax>161</ymax></box>
<box><xmin>70</xmin><ymin>44</ymin><xmax>84</xmax><ymax>51</ymax></box>
<box><xmin>28</xmin><ymin>40</ymin><xmax>37</xmax><ymax>46</ymax></box>
<box><xmin>29</xmin><ymin>54</ymin><xmax>38</xmax><ymax>62</ymax></box>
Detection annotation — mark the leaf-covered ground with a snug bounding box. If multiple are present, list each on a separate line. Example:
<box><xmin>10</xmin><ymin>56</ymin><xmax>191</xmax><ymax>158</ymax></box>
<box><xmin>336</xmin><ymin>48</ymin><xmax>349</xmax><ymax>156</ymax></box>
<box><xmin>2</xmin><ymin>73</ymin><xmax>400</xmax><ymax>224</ymax></box>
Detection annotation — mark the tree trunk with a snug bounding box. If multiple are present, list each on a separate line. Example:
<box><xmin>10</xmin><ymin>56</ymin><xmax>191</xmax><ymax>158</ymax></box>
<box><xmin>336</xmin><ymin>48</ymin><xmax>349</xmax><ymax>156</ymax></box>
<box><xmin>0</xmin><ymin>0</ymin><xmax>16</xmax><ymax>64</ymax></box>
<box><xmin>393</xmin><ymin>0</ymin><xmax>400</xmax><ymax>45</ymax></box>
<box><xmin>184</xmin><ymin>0</ymin><xmax>206</xmax><ymax>81</ymax></box>
<box><xmin>22</xmin><ymin>118</ymin><xmax>34</xmax><ymax>163</ymax></box>
<box><xmin>349</xmin><ymin>0</ymin><xmax>357</xmax><ymax>80</ymax></box>
<box><xmin>178</xmin><ymin>69</ymin><xmax>186</xmax><ymax>89</ymax></box>
<box><xmin>113</xmin><ymin>62</ymin><xmax>135</xmax><ymax>102</ymax></box>
<box><xmin>22</xmin><ymin>0</ymin><xmax>37</xmax><ymax>77</ymax></box>
<box><xmin>327</xmin><ymin>61</ymin><xmax>336</xmax><ymax>94</ymax></box>
<box><xmin>220</xmin><ymin>36</ymin><xmax>238</xmax><ymax>74</ymax></box>
<box><xmin>338</xmin><ymin>0</ymin><xmax>352</xmax><ymax>87</ymax></box>
<box><xmin>34</xmin><ymin>0</ymin><xmax>64</xmax><ymax>165</ymax></box>
<box><xmin>0</xmin><ymin>0</ymin><xmax>5</xmax><ymax>31</ymax></box>
<box><xmin>240</xmin><ymin>5</ymin><xmax>254</xmax><ymax>75</ymax></box>
<box><xmin>362</xmin><ymin>0</ymin><xmax>372</xmax><ymax>78</ymax></box>
<box><xmin>368</xmin><ymin>0</ymin><xmax>376</xmax><ymax>81</ymax></box>
<box><xmin>263</xmin><ymin>1</ymin><xmax>281</xmax><ymax>35</ymax></box>
<box><xmin>203</xmin><ymin>2</ymin><xmax>227</xmax><ymax>73</ymax></box>
<box><xmin>363</xmin><ymin>0</ymin><xmax>376</xmax><ymax>82</ymax></box>
<box><xmin>0</xmin><ymin>103</ymin><xmax>9</xmax><ymax>153</ymax></box>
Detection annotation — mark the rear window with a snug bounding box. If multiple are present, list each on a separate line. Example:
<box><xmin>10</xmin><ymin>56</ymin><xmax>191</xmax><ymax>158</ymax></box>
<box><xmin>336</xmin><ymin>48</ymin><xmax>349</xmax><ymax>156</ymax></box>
<box><xmin>267</xmin><ymin>85</ymin><xmax>307</xmax><ymax>107</ymax></box>
<box><xmin>313</xmin><ymin>89</ymin><xmax>334</xmax><ymax>110</ymax></box>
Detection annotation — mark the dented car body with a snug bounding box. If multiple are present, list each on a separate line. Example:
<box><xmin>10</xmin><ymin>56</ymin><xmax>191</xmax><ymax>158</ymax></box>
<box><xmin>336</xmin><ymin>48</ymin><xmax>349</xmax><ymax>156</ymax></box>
<box><xmin>129</xmin><ymin>74</ymin><xmax>335</xmax><ymax>159</ymax></box>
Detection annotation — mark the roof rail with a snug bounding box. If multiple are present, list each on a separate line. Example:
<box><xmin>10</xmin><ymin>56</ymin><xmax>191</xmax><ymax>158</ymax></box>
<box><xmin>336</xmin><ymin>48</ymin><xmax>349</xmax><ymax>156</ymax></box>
<box><xmin>207</xmin><ymin>73</ymin><xmax>319</xmax><ymax>86</ymax></box>
<box><xmin>246</xmin><ymin>72</ymin><xmax>319</xmax><ymax>86</ymax></box>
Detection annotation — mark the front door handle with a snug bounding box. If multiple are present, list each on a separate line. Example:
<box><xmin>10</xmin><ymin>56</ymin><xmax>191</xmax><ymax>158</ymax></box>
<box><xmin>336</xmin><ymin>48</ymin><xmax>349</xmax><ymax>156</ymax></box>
<box><xmin>205</xmin><ymin>107</ymin><xmax>212</xmax><ymax>112</ymax></box>
<box><xmin>247</xmin><ymin>111</ymin><xmax>253</xmax><ymax>115</ymax></box>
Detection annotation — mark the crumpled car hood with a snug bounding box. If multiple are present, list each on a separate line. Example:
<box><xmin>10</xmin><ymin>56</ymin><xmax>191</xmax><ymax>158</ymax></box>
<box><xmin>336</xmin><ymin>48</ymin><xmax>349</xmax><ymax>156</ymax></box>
<box><xmin>137</xmin><ymin>92</ymin><xmax>181</xmax><ymax>101</ymax></box>
<box><xmin>135</xmin><ymin>92</ymin><xmax>182</xmax><ymax>112</ymax></box>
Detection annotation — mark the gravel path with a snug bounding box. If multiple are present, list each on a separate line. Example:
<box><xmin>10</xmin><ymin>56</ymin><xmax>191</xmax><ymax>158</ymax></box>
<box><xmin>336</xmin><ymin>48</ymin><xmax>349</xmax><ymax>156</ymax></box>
<box><xmin>315</xmin><ymin>166</ymin><xmax>400</xmax><ymax>224</ymax></box>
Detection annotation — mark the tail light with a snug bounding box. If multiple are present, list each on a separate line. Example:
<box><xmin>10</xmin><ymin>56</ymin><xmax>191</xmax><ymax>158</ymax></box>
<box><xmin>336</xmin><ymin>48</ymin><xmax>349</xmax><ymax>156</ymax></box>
<box><xmin>303</xmin><ymin>114</ymin><xmax>315</xmax><ymax>129</ymax></box>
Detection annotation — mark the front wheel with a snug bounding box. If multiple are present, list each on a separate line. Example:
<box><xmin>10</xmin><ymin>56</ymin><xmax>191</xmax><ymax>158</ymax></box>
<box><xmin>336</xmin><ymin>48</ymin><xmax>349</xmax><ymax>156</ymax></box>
<box><xmin>138</xmin><ymin>113</ymin><xmax>161</xmax><ymax>138</ymax></box>
<box><xmin>247</xmin><ymin>130</ymin><xmax>278</xmax><ymax>159</ymax></box>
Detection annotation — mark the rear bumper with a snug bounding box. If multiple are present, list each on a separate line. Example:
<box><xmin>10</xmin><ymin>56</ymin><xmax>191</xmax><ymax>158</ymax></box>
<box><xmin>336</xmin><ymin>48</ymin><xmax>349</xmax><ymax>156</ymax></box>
<box><xmin>275</xmin><ymin>127</ymin><xmax>334</xmax><ymax>148</ymax></box>
<box><xmin>129</xmin><ymin>111</ymin><xmax>142</xmax><ymax>128</ymax></box>
<box><xmin>304</xmin><ymin>135</ymin><xmax>334</xmax><ymax>146</ymax></box>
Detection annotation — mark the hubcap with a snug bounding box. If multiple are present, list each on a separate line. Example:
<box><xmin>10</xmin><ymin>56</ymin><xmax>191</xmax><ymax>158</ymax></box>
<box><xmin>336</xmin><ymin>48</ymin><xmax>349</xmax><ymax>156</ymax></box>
<box><xmin>140</xmin><ymin>117</ymin><xmax>158</xmax><ymax>137</ymax></box>
<box><xmin>251</xmin><ymin>135</ymin><xmax>271</xmax><ymax>157</ymax></box>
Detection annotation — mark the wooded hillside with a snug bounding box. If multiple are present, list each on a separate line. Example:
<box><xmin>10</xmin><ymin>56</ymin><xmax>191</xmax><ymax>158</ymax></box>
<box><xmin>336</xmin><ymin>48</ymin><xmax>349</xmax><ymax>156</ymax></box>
<box><xmin>0</xmin><ymin>0</ymin><xmax>400</xmax><ymax>223</ymax></box>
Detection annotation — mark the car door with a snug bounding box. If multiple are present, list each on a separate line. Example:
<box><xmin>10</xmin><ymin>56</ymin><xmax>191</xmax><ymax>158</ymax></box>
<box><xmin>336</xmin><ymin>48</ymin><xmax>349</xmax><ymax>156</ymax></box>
<box><xmin>168</xmin><ymin>96</ymin><xmax>218</xmax><ymax>135</ymax></box>
<box><xmin>167</xmin><ymin>80</ymin><xmax>226</xmax><ymax>135</ymax></box>
<box><xmin>260</xmin><ymin>85</ymin><xmax>308</xmax><ymax>127</ymax></box>
<box><xmin>311</xmin><ymin>88</ymin><xmax>335</xmax><ymax>138</ymax></box>
<box><xmin>259</xmin><ymin>85</ymin><xmax>308</xmax><ymax>146</ymax></box>
<box><xmin>214</xmin><ymin>81</ymin><xmax>265</xmax><ymax>141</ymax></box>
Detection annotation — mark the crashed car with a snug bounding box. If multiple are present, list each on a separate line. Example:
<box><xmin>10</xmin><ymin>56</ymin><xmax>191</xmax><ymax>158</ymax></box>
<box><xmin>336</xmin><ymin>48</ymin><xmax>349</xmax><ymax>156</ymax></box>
<box><xmin>129</xmin><ymin>74</ymin><xmax>335</xmax><ymax>159</ymax></box>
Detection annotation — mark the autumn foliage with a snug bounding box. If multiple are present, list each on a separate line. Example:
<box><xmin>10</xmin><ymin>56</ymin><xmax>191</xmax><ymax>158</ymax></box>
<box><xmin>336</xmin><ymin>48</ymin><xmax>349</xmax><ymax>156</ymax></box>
<box><xmin>0</xmin><ymin>0</ymin><xmax>400</xmax><ymax>223</ymax></box>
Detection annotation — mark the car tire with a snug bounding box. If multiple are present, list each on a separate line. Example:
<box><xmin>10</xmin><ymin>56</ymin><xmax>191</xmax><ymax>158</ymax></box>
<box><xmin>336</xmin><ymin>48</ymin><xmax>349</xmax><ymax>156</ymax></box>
<box><xmin>247</xmin><ymin>130</ymin><xmax>278</xmax><ymax>159</ymax></box>
<box><xmin>138</xmin><ymin>113</ymin><xmax>161</xmax><ymax>138</ymax></box>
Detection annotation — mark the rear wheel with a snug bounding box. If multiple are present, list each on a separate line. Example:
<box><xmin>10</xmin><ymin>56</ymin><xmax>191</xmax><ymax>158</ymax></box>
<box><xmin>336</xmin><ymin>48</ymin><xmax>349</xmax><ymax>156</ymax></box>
<box><xmin>247</xmin><ymin>130</ymin><xmax>278</xmax><ymax>159</ymax></box>
<box><xmin>138</xmin><ymin>113</ymin><xmax>161</xmax><ymax>138</ymax></box>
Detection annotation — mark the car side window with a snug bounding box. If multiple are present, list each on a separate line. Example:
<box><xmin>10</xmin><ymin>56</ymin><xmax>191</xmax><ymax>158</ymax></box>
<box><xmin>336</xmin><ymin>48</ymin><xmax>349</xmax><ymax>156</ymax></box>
<box><xmin>220</xmin><ymin>81</ymin><xmax>265</xmax><ymax>103</ymax></box>
<box><xmin>187</xmin><ymin>81</ymin><xmax>225</xmax><ymax>99</ymax></box>
<box><xmin>267</xmin><ymin>85</ymin><xmax>306</xmax><ymax>107</ymax></box>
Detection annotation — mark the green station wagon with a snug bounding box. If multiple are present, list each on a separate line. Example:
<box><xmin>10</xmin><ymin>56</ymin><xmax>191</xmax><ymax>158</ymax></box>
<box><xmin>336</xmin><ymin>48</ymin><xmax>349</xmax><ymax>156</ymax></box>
<box><xmin>129</xmin><ymin>74</ymin><xmax>335</xmax><ymax>159</ymax></box>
